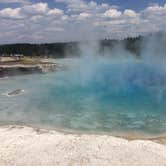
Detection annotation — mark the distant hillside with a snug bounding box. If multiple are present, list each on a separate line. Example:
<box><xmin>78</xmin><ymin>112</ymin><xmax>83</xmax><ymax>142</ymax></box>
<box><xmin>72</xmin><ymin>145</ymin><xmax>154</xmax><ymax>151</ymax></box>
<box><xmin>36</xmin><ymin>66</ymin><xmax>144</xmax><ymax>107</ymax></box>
<box><xmin>0</xmin><ymin>36</ymin><xmax>147</xmax><ymax>58</ymax></box>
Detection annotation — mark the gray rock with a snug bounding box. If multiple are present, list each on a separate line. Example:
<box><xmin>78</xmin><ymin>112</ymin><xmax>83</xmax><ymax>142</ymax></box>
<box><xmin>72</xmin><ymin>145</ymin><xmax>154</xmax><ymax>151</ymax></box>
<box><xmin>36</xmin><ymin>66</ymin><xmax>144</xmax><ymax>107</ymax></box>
<box><xmin>8</xmin><ymin>89</ymin><xmax>24</xmax><ymax>96</ymax></box>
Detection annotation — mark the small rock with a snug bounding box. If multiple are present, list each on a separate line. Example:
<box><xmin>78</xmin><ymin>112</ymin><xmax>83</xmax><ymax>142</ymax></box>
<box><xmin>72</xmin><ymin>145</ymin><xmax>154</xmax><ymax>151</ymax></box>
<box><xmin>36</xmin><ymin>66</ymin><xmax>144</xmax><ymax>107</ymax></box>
<box><xmin>7</xmin><ymin>89</ymin><xmax>24</xmax><ymax>96</ymax></box>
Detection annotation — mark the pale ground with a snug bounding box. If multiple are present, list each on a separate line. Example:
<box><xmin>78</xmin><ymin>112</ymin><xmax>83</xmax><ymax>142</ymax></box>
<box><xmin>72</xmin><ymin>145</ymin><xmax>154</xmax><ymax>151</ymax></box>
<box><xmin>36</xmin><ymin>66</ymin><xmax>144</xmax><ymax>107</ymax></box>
<box><xmin>0</xmin><ymin>126</ymin><xmax>166</xmax><ymax>166</ymax></box>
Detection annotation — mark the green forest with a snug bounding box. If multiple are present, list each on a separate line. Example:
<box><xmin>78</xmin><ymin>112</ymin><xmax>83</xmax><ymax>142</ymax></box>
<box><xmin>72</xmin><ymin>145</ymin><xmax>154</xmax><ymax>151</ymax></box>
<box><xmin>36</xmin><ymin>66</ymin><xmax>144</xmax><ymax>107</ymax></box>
<box><xmin>0</xmin><ymin>36</ymin><xmax>144</xmax><ymax>58</ymax></box>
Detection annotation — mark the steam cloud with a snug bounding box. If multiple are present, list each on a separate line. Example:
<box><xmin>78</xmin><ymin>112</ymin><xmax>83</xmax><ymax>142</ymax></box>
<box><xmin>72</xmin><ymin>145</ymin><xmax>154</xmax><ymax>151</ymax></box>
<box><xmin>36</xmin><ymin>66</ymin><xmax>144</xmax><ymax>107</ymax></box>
<box><xmin>0</xmin><ymin>32</ymin><xmax>166</xmax><ymax>134</ymax></box>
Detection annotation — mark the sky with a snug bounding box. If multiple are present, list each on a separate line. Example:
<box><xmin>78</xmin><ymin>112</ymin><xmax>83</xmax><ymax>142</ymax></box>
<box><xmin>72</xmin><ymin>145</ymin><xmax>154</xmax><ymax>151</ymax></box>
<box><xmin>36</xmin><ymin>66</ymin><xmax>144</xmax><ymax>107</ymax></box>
<box><xmin>0</xmin><ymin>0</ymin><xmax>165</xmax><ymax>43</ymax></box>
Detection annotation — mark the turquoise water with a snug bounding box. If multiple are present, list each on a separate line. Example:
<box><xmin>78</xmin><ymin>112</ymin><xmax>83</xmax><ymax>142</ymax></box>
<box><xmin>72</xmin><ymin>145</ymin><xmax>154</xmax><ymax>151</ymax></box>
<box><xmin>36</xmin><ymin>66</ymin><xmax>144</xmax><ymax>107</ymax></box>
<box><xmin>0</xmin><ymin>58</ymin><xmax>166</xmax><ymax>136</ymax></box>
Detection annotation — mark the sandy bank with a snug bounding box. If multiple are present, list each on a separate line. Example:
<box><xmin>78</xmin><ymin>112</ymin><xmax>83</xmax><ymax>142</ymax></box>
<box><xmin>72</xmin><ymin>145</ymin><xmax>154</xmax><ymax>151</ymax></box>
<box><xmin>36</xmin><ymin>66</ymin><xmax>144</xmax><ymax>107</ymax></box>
<box><xmin>0</xmin><ymin>57</ymin><xmax>66</xmax><ymax>77</ymax></box>
<box><xmin>0</xmin><ymin>126</ymin><xmax>166</xmax><ymax>166</ymax></box>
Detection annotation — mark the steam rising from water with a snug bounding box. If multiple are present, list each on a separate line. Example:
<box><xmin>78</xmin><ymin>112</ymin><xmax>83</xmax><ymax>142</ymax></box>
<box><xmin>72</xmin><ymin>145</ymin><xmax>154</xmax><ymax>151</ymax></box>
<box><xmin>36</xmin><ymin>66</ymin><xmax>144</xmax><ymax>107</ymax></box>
<box><xmin>0</xmin><ymin>33</ymin><xmax>166</xmax><ymax>136</ymax></box>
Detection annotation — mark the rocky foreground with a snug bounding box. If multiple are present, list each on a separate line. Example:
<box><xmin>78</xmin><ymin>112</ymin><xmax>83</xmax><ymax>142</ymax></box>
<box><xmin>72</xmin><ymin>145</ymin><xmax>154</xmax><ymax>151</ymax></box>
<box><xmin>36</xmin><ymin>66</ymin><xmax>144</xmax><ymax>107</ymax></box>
<box><xmin>0</xmin><ymin>126</ymin><xmax>166</xmax><ymax>166</ymax></box>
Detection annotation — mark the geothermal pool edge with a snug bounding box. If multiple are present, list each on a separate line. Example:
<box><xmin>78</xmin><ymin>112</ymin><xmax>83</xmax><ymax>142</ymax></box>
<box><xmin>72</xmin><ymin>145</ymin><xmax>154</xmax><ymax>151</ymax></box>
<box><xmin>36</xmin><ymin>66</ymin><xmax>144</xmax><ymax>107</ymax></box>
<box><xmin>0</xmin><ymin>125</ymin><xmax>166</xmax><ymax>166</ymax></box>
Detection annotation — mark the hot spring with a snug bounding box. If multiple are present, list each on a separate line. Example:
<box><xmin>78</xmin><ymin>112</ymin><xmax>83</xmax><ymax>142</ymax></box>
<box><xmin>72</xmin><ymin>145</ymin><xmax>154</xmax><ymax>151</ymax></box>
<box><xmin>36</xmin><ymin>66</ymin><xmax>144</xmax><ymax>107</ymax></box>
<box><xmin>0</xmin><ymin>56</ymin><xmax>166</xmax><ymax>137</ymax></box>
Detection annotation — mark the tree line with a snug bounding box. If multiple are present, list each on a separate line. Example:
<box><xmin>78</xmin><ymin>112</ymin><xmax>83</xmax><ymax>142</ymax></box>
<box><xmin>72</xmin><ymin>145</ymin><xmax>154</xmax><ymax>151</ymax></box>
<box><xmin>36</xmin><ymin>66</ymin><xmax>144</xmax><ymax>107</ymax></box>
<box><xmin>0</xmin><ymin>36</ymin><xmax>143</xmax><ymax>58</ymax></box>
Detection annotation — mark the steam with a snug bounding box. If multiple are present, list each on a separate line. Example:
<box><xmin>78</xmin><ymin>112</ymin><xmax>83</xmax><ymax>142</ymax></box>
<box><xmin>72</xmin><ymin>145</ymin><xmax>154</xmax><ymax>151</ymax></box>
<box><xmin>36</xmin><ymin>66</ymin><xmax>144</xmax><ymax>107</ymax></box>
<box><xmin>140</xmin><ymin>32</ymin><xmax>166</xmax><ymax>101</ymax></box>
<box><xmin>0</xmin><ymin>32</ymin><xmax>166</xmax><ymax>134</ymax></box>
<box><xmin>72</xmin><ymin>32</ymin><xmax>166</xmax><ymax>101</ymax></box>
<box><xmin>141</xmin><ymin>32</ymin><xmax>166</xmax><ymax>73</ymax></box>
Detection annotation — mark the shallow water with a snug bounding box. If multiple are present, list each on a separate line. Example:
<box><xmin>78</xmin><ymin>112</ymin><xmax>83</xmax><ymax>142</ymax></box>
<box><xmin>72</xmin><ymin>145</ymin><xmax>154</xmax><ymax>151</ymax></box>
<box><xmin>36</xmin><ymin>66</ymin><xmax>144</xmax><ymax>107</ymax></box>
<box><xmin>0</xmin><ymin>58</ymin><xmax>166</xmax><ymax>136</ymax></box>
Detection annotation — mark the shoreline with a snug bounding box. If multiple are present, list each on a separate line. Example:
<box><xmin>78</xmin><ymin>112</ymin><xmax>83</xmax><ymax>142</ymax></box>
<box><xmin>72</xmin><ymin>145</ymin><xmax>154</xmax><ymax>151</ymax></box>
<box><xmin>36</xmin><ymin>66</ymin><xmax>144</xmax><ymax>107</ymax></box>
<box><xmin>0</xmin><ymin>125</ymin><xmax>166</xmax><ymax>166</ymax></box>
<box><xmin>1</xmin><ymin>124</ymin><xmax>166</xmax><ymax>144</ymax></box>
<box><xmin>0</xmin><ymin>57</ymin><xmax>66</xmax><ymax>78</ymax></box>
